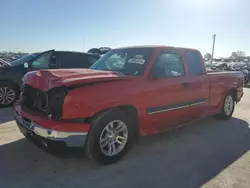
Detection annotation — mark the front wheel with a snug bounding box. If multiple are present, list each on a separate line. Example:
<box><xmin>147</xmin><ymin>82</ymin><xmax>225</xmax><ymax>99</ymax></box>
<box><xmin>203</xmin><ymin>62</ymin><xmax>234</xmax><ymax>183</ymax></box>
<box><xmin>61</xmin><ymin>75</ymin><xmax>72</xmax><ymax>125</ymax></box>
<box><xmin>86</xmin><ymin>109</ymin><xmax>135</xmax><ymax>165</ymax></box>
<box><xmin>216</xmin><ymin>92</ymin><xmax>235</xmax><ymax>120</ymax></box>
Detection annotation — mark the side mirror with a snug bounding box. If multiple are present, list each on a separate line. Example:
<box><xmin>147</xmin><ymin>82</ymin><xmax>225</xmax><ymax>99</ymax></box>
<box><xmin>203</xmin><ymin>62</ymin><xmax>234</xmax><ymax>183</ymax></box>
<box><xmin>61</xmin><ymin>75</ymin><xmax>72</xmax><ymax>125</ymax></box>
<box><xmin>24</xmin><ymin>62</ymin><xmax>29</xmax><ymax>68</ymax></box>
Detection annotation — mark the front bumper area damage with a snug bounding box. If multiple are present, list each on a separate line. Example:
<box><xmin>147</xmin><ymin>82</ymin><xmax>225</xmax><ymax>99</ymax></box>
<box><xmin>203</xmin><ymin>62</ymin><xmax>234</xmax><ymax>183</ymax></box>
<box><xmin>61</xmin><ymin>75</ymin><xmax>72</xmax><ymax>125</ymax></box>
<box><xmin>14</xmin><ymin>104</ymin><xmax>89</xmax><ymax>148</ymax></box>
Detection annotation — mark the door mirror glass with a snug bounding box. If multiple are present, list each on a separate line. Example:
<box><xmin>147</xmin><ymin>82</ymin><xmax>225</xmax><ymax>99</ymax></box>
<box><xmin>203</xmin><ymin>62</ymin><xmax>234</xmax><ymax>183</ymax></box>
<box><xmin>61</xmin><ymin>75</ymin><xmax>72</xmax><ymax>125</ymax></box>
<box><xmin>24</xmin><ymin>62</ymin><xmax>29</xmax><ymax>68</ymax></box>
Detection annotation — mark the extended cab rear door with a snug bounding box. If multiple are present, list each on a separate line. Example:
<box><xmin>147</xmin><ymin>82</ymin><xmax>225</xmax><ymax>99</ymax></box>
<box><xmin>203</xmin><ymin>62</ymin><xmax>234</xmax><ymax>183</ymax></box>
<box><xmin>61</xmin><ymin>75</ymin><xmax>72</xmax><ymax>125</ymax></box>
<box><xmin>183</xmin><ymin>50</ymin><xmax>210</xmax><ymax>119</ymax></box>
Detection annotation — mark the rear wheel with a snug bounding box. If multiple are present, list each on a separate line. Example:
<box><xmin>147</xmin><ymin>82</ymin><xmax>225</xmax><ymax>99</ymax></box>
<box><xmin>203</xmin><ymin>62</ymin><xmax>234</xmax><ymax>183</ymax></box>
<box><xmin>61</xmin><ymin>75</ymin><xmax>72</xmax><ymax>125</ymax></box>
<box><xmin>86</xmin><ymin>109</ymin><xmax>135</xmax><ymax>165</ymax></box>
<box><xmin>216</xmin><ymin>92</ymin><xmax>235</xmax><ymax>120</ymax></box>
<box><xmin>0</xmin><ymin>83</ymin><xmax>18</xmax><ymax>108</ymax></box>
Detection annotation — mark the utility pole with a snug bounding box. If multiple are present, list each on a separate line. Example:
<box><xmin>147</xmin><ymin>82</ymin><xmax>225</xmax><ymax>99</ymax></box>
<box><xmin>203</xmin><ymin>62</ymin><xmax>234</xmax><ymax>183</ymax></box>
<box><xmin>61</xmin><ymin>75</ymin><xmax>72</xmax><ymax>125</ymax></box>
<box><xmin>82</xmin><ymin>36</ymin><xmax>85</xmax><ymax>52</ymax></box>
<box><xmin>211</xmin><ymin>34</ymin><xmax>216</xmax><ymax>60</ymax></box>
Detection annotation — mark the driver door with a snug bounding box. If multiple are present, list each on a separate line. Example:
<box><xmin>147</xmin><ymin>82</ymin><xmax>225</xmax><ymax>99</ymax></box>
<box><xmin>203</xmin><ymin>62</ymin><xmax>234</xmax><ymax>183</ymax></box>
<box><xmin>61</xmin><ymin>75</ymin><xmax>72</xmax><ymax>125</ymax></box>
<box><xmin>144</xmin><ymin>50</ymin><xmax>192</xmax><ymax>131</ymax></box>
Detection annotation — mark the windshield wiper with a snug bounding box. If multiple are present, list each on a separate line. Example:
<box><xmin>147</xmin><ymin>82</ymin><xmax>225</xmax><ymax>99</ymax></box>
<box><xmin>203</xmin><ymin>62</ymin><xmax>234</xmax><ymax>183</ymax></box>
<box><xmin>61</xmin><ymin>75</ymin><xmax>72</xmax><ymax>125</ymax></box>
<box><xmin>112</xmin><ymin>71</ymin><xmax>125</xmax><ymax>75</ymax></box>
<box><xmin>98</xmin><ymin>68</ymin><xmax>125</xmax><ymax>75</ymax></box>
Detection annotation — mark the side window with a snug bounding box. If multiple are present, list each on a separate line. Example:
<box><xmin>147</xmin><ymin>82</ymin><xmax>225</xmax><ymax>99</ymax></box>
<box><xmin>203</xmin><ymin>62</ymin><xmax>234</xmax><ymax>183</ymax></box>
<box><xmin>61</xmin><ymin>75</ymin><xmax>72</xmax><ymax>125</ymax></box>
<box><xmin>87</xmin><ymin>55</ymin><xmax>99</xmax><ymax>66</ymax></box>
<box><xmin>55</xmin><ymin>52</ymin><xmax>67</xmax><ymax>68</ymax></box>
<box><xmin>152</xmin><ymin>52</ymin><xmax>185</xmax><ymax>78</ymax></box>
<box><xmin>185</xmin><ymin>51</ymin><xmax>203</xmax><ymax>75</ymax></box>
<box><xmin>31</xmin><ymin>51</ymin><xmax>52</xmax><ymax>69</ymax></box>
<box><xmin>73</xmin><ymin>54</ymin><xmax>88</xmax><ymax>68</ymax></box>
<box><xmin>58</xmin><ymin>53</ymin><xmax>89</xmax><ymax>68</ymax></box>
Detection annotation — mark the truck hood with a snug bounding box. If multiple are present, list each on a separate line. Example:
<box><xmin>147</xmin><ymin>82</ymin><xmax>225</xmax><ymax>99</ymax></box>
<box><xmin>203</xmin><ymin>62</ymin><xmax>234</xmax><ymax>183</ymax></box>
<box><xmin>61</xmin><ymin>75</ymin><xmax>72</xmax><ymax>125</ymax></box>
<box><xmin>23</xmin><ymin>69</ymin><xmax>129</xmax><ymax>91</ymax></box>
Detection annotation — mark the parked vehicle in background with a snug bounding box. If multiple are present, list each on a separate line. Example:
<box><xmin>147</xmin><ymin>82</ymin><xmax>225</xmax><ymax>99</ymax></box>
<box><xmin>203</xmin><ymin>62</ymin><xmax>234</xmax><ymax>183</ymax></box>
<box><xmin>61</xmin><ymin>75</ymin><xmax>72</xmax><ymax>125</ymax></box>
<box><xmin>204</xmin><ymin>60</ymin><xmax>212</xmax><ymax>68</ymax></box>
<box><xmin>245</xmin><ymin>64</ymin><xmax>250</xmax><ymax>84</ymax></box>
<box><xmin>236</xmin><ymin>65</ymin><xmax>249</xmax><ymax>85</ymax></box>
<box><xmin>0</xmin><ymin>52</ymin><xmax>27</xmax><ymax>62</ymax></box>
<box><xmin>14</xmin><ymin>45</ymin><xmax>244</xmax><ymax>165</ymax></box>
<box><xmin>242</xmin><ymin>68</ymin><xmax>249</xmax><ymax>85</ymax></box>
<box><xmin>208</xmin><ymin>60</ymin><xmax>249</xmax><ymax>86</ymax></box>
<box><xmin>211</xmin><ymin>61</ymin><xmax>228</xmax><ymax>70</ymax></box>
<box><xmin>88</xmin><ymin>47</ymin><xmax>111</xmax><ymax>56</ymax></box>
<box><xmin>0</xmin><ymin>50</ymin><xmax>100</xmax><ymax>107</ymax></box>
<box><xmin>223</xmin><ymin>62</ymin><xmax>249</xmax><ymax>85</ymax></box>
<box><xmin>0</xmin><ymin>58</ymin><xmax>10</xmax><ymax>68</ymax></box>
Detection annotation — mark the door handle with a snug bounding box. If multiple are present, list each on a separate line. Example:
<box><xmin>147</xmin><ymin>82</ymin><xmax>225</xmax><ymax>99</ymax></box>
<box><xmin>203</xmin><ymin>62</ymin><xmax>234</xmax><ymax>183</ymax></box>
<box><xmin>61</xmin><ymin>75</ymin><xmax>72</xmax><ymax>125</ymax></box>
<box><xmin>182</xmin><ymin>82</ymin><xmax>190</xmax><ymax>88</ymax></box>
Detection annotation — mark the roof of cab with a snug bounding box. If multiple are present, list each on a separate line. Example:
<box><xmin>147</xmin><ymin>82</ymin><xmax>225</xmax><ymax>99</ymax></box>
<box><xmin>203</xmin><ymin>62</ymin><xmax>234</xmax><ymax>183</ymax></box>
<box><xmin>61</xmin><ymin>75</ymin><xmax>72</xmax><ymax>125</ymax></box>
<box><xmin>114</xmin><ymin>45</ymin><xmax>199</xmax><ymax>52</ymax></box>
<box><xmin>55</xmin><ymin>51</ymin><xmax>98</xmax><ymax>56</ymax></box>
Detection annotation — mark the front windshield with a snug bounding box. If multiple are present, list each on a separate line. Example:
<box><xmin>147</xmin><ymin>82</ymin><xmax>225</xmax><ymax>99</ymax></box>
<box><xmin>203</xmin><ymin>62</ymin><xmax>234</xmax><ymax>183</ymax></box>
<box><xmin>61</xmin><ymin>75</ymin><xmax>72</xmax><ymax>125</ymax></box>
<box><xmin>90</xmin><ymin>48</ymin><xmax>153</xmax><ymax>76</ymax></box>
<box><xmin>9</xmin><ymin>53</ymin><xmax>38</xmax><ymax>66</ymax></box>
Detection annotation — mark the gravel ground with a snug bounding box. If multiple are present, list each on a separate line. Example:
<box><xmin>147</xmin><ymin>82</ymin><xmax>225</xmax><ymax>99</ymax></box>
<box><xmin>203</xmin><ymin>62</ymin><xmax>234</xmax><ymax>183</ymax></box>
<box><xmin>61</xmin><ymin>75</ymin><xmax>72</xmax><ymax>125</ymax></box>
<box><xmin>0</xmin><ymin>89</ymin><xmax>250</xmax><ymax>188</ymax></box>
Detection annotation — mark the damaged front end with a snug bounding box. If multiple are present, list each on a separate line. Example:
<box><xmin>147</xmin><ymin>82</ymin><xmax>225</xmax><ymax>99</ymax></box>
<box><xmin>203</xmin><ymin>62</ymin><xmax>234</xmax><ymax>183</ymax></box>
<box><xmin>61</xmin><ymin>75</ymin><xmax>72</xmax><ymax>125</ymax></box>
<box><xmin>20</xmin><ymin>84</ymin><xmax>68</xmax><ymax>119</ymax></box>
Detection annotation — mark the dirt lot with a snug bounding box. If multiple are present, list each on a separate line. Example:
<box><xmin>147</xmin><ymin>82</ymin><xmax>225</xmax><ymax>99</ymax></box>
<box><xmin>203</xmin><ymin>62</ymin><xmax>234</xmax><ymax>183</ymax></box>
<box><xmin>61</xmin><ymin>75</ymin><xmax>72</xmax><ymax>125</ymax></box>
<box><xmin>1</xmin><ymin>89</ymin><xmax>250</xmax><ymax>188</ymax></box>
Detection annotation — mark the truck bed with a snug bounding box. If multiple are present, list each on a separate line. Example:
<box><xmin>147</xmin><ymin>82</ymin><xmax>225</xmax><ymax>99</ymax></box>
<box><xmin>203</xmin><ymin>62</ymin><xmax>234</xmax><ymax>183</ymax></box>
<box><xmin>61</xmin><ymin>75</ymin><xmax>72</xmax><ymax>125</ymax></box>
<box><xmin>207</xmin><ymin>71</ymin><xmax>244</xmax><ymax>103</ymax></box>
<box><xmin>207</xmin><ymin>70</ymin><xmax>244</xmax><ymax>81</ymax></box>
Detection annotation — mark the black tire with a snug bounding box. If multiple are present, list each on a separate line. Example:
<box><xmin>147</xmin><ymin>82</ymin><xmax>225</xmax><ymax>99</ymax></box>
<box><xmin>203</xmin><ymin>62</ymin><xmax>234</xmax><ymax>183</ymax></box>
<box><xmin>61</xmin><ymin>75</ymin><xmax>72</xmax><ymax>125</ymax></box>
<box><xmin>0</xmin><ymin>83</ymin><xmax>19</xmax><ymax>108</ymax></box>
<box><xmin>86</xmin><ymin>109</ymin><xmax>136</xmax><ymax>165</ymax></box>
<box><xmin>216</xmin><ymin>92</ymin><xmax>235</xmax><ymax>120</ymax></box>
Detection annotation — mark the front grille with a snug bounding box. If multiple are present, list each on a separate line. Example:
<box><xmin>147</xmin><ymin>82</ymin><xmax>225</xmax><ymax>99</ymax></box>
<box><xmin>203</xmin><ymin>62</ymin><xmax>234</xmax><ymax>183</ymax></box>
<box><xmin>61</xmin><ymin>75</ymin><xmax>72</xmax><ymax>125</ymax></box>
<box><xmin>21</xmin><ymin>84</ymin><xmax>39</xmax><ymax>107</ymax></box>
<box><xmin>21</xmin><ymin>84</ymin><xmax>49</xmax><ymax>116</ymax></box>
<box><xmin>21</xmin><ymin>84</ymin><xmax>67</xmax><ymax>119</ymax></box>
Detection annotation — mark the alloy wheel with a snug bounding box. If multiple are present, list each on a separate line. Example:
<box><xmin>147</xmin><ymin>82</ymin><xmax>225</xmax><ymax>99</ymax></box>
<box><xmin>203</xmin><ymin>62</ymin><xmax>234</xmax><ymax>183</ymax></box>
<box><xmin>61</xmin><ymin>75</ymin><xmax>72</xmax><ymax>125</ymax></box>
<box><xmin>99</xmin><ymin>120</ymin><xmax>128</xmax><ymax>156</ymax></box>
<box><xmin>0</xmin><ymin>87</ymin><xmax>16</xmax><ymax>105</ymax></box>
<box><xmin>224</xmin><ymin>95</ymin><xmax>234</xmax><ymax>115</ymax></box>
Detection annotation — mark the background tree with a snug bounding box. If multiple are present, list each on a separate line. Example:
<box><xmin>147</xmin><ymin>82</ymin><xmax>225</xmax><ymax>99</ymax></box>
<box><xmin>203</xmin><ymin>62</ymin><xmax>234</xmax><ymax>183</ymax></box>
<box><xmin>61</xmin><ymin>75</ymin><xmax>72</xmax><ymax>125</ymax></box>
<box><xmin>204</xmin><ymin>53</ymin><xmax>212</xmax><ymax>61</ymax></box>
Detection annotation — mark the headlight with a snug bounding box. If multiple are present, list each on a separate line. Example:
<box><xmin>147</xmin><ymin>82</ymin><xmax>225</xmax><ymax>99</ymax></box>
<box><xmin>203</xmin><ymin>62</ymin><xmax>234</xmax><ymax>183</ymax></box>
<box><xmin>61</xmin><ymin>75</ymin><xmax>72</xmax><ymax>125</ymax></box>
<box><xmin>48</xmin><ymin>87</ymin><xmax>68</xmax><ymax>119</ymax></box>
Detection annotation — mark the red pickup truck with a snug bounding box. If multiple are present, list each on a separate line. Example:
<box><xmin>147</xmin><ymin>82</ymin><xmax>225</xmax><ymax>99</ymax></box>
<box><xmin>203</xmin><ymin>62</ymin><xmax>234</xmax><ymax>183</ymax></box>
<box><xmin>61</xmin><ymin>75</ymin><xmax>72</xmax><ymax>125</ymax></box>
<box><xmin>14</xmin><ymin>46</ymin><xmax>244</xmax><ymax>165</ymax></box>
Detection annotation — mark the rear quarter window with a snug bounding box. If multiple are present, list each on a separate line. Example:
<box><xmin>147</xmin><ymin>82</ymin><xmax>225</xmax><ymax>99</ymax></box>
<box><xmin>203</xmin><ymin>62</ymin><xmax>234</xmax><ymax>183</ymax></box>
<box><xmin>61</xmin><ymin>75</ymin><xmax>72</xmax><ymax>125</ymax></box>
<box><xmin>185</xmin><ymin>51</ymin><xmax>203</xmax><ymax>76</ymax></box>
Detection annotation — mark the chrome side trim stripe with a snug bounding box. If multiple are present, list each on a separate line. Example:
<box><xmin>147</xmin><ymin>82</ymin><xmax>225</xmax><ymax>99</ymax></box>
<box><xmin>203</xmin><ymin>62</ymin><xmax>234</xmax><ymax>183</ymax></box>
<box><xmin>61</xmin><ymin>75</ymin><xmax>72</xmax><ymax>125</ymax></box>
<box><xmin>148</xmin><ymin>105</ymin><xmax>190</xmax><ymax>115</ymax></box>
<box><xmin>190</xmin><ymin>101</ymin><xmax>206</xmax><ymax>106</ymax></box>
<box><xmin>147</xmin><ymin>98</ymin><xmax>206</xmax><ymax>115</ymax></box>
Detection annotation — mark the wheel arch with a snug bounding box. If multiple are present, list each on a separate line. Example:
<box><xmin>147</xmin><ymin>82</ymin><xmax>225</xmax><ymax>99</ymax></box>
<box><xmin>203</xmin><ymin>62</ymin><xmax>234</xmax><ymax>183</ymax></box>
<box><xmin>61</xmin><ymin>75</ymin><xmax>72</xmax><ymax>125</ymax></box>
<box><xmin>90</xmin><ymin>105</ymin><xmax>140</xmax><ymax>138</ymax></box>
<box><xmin>215</xmin><ymin>87</ymin><xmax>236</xmax><ymax>120</ymax></box>
<box><xmin>0</xmin><ymin>80</ymin><xmax>20</xmax><ymax>93</ymax></box>
<box><xmin>227</xmin><ymin>87</ymin><xmax>237</xmax><ymax>101</ymax></box>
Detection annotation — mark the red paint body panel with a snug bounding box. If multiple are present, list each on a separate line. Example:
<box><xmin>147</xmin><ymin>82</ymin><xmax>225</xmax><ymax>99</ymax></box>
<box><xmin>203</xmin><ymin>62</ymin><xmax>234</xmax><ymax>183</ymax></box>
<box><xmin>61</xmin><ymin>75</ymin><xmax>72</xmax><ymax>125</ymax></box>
<box><xmin>22</xmin><ymin>69</ymin><xmax>128</xmax><ymax>91</ymax></box>
<box><xmin>14</xmin><ymin>103</ymin><xmax>90</xmax><ymax>132</ymax></box>
<box><xmin>16</xmin><ymin>46</ymin><xmax>244</xmax><ymax>137</ymax></box>
<box><xmin>208</xmin><ymin>72</ymin><xmax>244</xmax><ymax>105</ymax></box>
